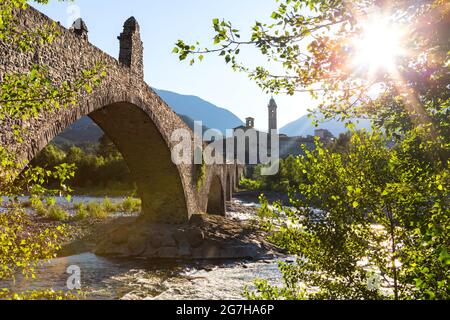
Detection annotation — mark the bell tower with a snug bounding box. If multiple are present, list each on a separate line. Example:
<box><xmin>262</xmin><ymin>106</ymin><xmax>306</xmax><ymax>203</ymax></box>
<box><xmin>118</xmin><ymin>17</ymin><xmax>144</xmax><ymax>79</ymax></box>
<box><xmin>268</xmin><ymin>97</ymin><xmax>278</xmax><ymax>132</ymax></box>
<box><xmin>70</xmin><ymin>18</ymin><xmax>89</xmax><ymax>41</ymax></box>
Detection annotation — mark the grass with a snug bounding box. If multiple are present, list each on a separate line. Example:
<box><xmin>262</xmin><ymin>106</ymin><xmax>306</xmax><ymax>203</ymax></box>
<box><xmin>31</xmin><ymin>200</ymin><xmax>69</xmax><ymax>221</ymax></box>
<box><xmin>86</xmin><ymin>202</ymin><xmax>108</xmax><ymax>219</ymax></box>
<box><xmin>72</xmin><ymin>202</ymin><xmax>85</xmax><ymax>210</ymax></box>
<box><xmin>120</xmin><ymin>197</ymin><xmax>141</xmax><ymax>213</ymax></box>
<box><xmin>34</xmin><ymin>203</ymin><xmax>49</xmax><ymax>217</ymax></box>
<box><xmin>239</xmin><ymin>178</ymin><xmax>263</xmax><ymax>191</ymax></box>
<box><xmin>102</xmin><ymin>197</ymin><xmax>117</xmax><ymax>213</ymax></box>
<box><xmin>29</xmin><ymin>196</ymin><xmax>142</xmax><ymax>222</ymax></box>
<box><xmin>47</xmin><ymin>205</ymin><xmax>69</xmax><ymax>221</ymax></box>
<box><xmin>73</xmin><ymin>205</ymin><xmax>89</xmax><ymax>221</ymax></box>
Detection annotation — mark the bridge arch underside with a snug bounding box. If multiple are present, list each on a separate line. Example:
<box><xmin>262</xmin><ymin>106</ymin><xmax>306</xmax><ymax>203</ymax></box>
<box><xmin>225</xmin><ymin>173</ymin><xmax>232</xmax><ymax>201</ymax></box>
<box><xmin>19</xmin><ymin>100</ymin><xmax>190</xmax><ymax>224</ymax></box>
<box><xmin>89</xmin><ymin>102</ymin><xmax>188</xmax><ymax>223</ymax></box>
<box><xmin>206</xmin><ymin>175</ymin><xmax>225</xmax><ymax>216</ymax></box>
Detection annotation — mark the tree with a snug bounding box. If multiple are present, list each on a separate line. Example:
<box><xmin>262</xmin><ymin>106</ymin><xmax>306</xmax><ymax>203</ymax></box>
<box><xmin>0</xmin><ymin>0</ymin><xmax>105</xmax><ymax>299</ymax></box>
<box><xmin>31</xmin><ymin>144</ymin><xmax>66</xmax><ymax>169</ymax></box>
<box><xmin>250</xmin><ymin>130</ymin><xmax>449</xmax><ymax>300</ymax></box>
<box><xmin>175</xmin><ymin>0</ymin><xmax>448</xmax><ymax>147</ymax></box>
<box><xmin>98</xmin><ymin>134</ymin><xmax>121</xmax><ymax>159</ymax></box>
<box><xmin>174</xmin><ymin>0</ymin><xmax>449</xmax><ymax>299</ymax></box>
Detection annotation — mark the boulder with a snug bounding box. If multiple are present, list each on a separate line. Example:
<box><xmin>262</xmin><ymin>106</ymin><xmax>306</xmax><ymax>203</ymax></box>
<box><xmin>186</xmin><ymin>229</ymin><xmax>205</xmax><ymax>248</ymax></box>
<box><xmin>127</xmin><ymin>234</ymin><xmax>147</xmax><ymax>256</ymax></box>
<box><xmin>157</xmin><ymin>246</ymin><xmax>179</xmax><ymax>258</ymax></box>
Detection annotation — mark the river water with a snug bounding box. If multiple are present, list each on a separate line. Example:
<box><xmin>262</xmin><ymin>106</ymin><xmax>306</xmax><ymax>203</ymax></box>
<box><xmin>1</xmin><ymin>196</ymin><xmax>288</xmax><ymax>300</ymax></box>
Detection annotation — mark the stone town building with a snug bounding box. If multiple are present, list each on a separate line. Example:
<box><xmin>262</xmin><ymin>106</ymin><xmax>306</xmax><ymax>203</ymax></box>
<box><xmin>268</xmin><ymin>97</ymin><xmax>278</xmax><ymax>132</ymax></box>
<box><xmin>228</xmin><ymin>97</ymin><xmax>335</xmax><ymax>165</ymax></box>
<box><xmin>314</xmin><ymin>128</ymin><xmax>334</xmax><ymax>141</ymax></box>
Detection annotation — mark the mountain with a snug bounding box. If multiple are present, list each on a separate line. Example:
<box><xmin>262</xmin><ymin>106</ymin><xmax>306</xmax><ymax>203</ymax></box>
<box><xmin>53</xmin><ymin>116</ymin><xmax>103</xmax><ymax>145</ymax></box>
<box><xmin>280</xmin><ymin>112</ymin><xmax>372</xmax><ymax>137</ymax></box>
<box><xmin>177</xmin><ymin>114</ymin><xmax>211</xmax><ymax>134</ymax></box>
<box><xmin>155</xmin><ymin>89</ymin><xmax>244</xmax><ymax>133</ymax></box>
<box><xmin>52</xmin><ymin>89</ymin><xmax>240</xmax><ymax>146</ymax></box>
<box><xmin>53</xmin><ymin>114</ymin><xmax>211</xmax><ymax>146</ymax></box>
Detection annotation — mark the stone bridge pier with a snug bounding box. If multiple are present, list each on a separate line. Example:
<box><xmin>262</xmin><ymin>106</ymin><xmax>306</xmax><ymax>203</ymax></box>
<box><xmin>0</xmin><ymin>7</ymin><xmax>245</xmax><ymax>224</ymax></box>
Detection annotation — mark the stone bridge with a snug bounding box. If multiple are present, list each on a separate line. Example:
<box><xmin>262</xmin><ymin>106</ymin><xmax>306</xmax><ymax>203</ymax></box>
<box><xmin>0</xmin><ymin>7</ymin><xmax>244</xmax><ymax>224</ymax></box>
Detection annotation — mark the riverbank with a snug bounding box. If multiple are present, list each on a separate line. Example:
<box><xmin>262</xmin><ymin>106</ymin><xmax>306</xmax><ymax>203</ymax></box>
<box><xmin>1</xmin><ymin>192</ymin><xmax>292</xmax><ymax>299</ymax></box>
<box><xmin>3</xmin><ymin>192</ymin><xmax>286</xmax><ymax>260</ymax></box>
<box><xmin>91</xmin><ymin>214</ymin><xmax>282</xmax><ymax>260</ymax></box>
<box><xmin>58</xmin><ymin>193</ymin><xmax>285</xmax><ymax>260</ymax></box>
<box><xmin>3</xmin><ymin>192</ymin><xmax>290</xmax><ymax>299</ymax></box>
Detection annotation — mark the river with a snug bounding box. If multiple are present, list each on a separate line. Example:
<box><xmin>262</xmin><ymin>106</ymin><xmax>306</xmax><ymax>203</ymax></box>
<box><xmin>1</xmin><ymin>195</ymin><xmax>289</xmax><ymax>300</ymax></box>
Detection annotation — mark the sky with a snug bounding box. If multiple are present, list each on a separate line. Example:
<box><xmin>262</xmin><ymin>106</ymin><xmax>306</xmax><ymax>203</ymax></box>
<box><xmin>31</xmin><ymin>0</ymin><xmax>315</xmax><ymax>130</ymax></box>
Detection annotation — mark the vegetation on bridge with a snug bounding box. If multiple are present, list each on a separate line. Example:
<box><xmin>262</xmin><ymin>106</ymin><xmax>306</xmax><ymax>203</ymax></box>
<box><xmin>0</xmin><ymin>0</ymin><xmax>105</xmax><ymax>299</ymax></box>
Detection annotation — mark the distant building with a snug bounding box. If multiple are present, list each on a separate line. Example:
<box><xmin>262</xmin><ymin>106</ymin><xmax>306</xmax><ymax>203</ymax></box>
<box><xmin>246</xmin><ymin>117</ymin><xmax>255</xmax><ymax>129</ymax></box>
<box><xmin>221</xmin><ymin>97</ymin><xmax>336</xmax><ymax>173</ymax></box>
<box><xmin>268</xmin><ymin>97</ymin><xmax>278</xmax><ymax>132</ymax></box>
<box><xmin>233</xmin><ymin>117</ymin><xmax>255</xmax><ymax>132</ymax></box>
<box><xmin>314</xmin><ymin>129</ymin><xmax>334</xmax><ymax>142</ymax></box>
<box><xmin>279</xmin><ymin>135</ymin><xmax>315</xmax><ymax>158</ymax></box>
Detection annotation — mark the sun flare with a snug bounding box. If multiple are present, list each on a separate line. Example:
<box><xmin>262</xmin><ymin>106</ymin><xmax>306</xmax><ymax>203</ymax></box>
<box><xmin>352</xmin><ymin>17</ymin><xmax>406</xmax><ymax>75</ymax></box>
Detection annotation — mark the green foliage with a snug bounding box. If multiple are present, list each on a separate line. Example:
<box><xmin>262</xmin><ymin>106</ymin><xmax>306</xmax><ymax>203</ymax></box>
<box><xmin>195</xmin><ymin>157</ymin><xmax>207</xmax><ymax>190</ymax></box>
<box><xmin>0</xmin><ymin>288</ymin><xmax>80</xmax><ymax>300</ymax></box>
<box><xmin>30</xmin><ymin>143</ymin><xmax>134</xmax><ymax>194</ymax></box>
<box><xmin>72</xmin><ymin>202</ymin><xmax>84</xmax><ymax>210</ymax></box>
<box><xmin>176</xmin><ymin>0</ymin><xmax>449</xmax><ymax>300</ymax></box>
<box><xmin>120</xmin><ymin>197</ymin><xmax>141</xmax><ymax>213</ymax></box>
<box><xmin>46</xmin><ymin>205</ymin><xmax>69</xmax><ymax>221</ymax></box>
<box><xmin>249</xmin><ymin>129</ymin><xmax>449</xmax><ymax>300</ymax></box>
<box><xmin>33</xmin><ymin>202</ymin><xmax>48</xmax><ymax>217</ymax></box>
<box><xmin>86</xmin><ymin>202</ymin><xmax>108</xmax><ymax>219</ymax></box>
<box><xmin>0</xmin><ymin>1</ymin><xmax>105</xmax><ymax>299</ymax></box>
<box><xmin>102</xmin><ymin>197</ymin><xmax>116</xmax><ymax>213</ymax></box>
<box><xmin>239</xmin><ymin>178</ymin><xmax>263</xmax><ymax>191</ymax></box>
<box><xmin>32</xmin><ymin>144</ymin><xmax>65</xmax><ymax>168</ymax></box>
<box><xmin>0</xmin><ymin>207</ymin><xmax>66</xmax><ymax>281</ymax></box>
<box><xmin>5</xmin><ymin>160</ymin><xmax>76</xmax><ymax>199</ymax></box>
<box><xmin>174</xmin><ymin>1</ymin><xmax>449</xmax><ymax>138</ymax></box>
<box><xmin>243</xmin><ymin>155</ymin><xmax>303</xmax><ymax>192</ymax></box>
<box><xmin>245</xmin><ymin>261</ymin><xmax>307</xmax><ymax>300</ymax></box>
<box><xmin>73</xmin><ymin>204</ymin><xmax>88</xmax><ymax>221</ymax></box>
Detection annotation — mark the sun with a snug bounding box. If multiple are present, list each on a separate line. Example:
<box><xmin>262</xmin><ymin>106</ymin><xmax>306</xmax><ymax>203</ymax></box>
<box><xmin>352</xmin><ymin>17</ymin><xmax>405</xmax><ymax>75</ymax></box>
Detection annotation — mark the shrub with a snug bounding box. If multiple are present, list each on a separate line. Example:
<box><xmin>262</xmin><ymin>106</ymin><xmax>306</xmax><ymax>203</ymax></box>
<box><xmin>240</xmin><ymin>178</ymin><xmax>263</xmax><ymax>191</ymax></box>
<box><xmin>44</xmin><ymin>197</ymin><xmax>57</xmax><ymax>207</ymax></box>
<box><xmin>72</xmin><ymin>202</ymin><xmax>84</xmax><ymax>210</ymax></box>
<box><xmin>47</xmin><ymin>205</ymin><xmax>69</xmax><ymax>221</ymax></box>
<box><xmin>33</xmin><ymin>203</ymin><xmax>48</xmax><ymax>217</ymax></box>
<box><xmin>86</xmin><ymin>202</ymin><xmax>108</xmax><ymax>219</ymax></box>
<box><xmin>120</xmin><ymin>197</ymin><xmax>141</xmax><ymax>213</ymax></box>
<box><xmin>102</xmin><ymin>197</ymin><xmax>117</xmax><ymax>213</ymax></box>
<box><xmin>73</xmin><ymin>205</ymin><xmax>89</xmax><ymax>221</ymax></box>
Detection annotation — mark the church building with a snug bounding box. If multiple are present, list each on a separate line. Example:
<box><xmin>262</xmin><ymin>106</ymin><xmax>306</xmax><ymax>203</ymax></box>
<box><xmin>232</xmin><ymin>97</ymin><xmax>335</xmax><ymax>160</ymax></box>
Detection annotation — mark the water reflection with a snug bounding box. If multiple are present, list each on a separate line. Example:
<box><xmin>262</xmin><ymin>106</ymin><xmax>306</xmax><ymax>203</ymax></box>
<box><xmin>4</xmin><ymin>253</ymin><xmax>285</xmax><ymax>300</ymax></box>
<box><xmin>1</xmin><ymin>195</ymin><xmax>288</xmax><ymax>300</ymax></box>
